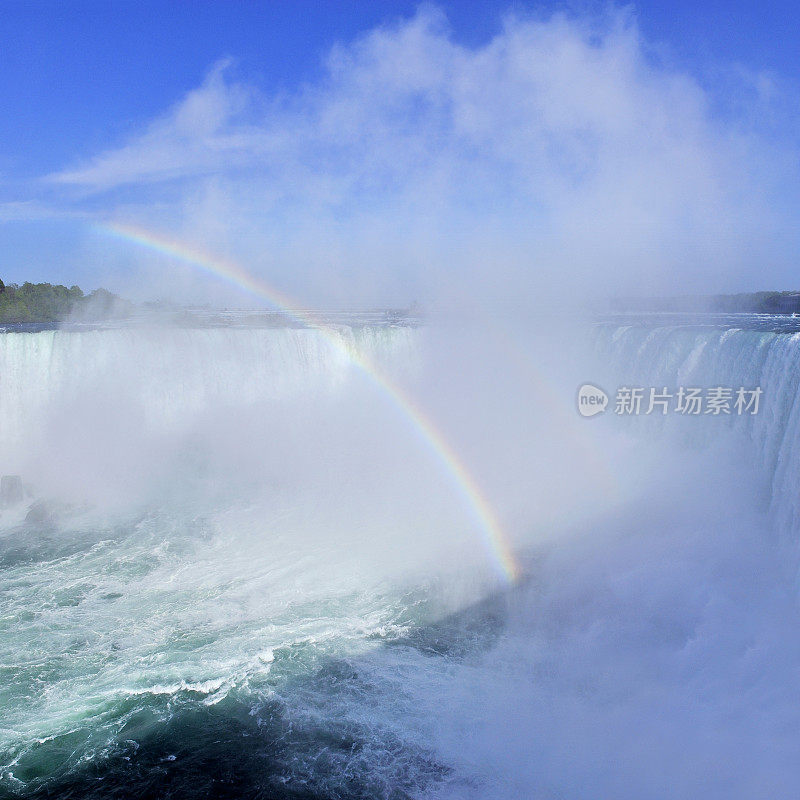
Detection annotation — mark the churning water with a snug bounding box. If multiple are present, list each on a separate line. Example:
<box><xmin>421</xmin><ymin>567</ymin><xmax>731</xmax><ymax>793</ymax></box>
<box><xmin>3</xmin><ymin>316</ymin><xmax>800</xmax><ymax>799</ymax></box>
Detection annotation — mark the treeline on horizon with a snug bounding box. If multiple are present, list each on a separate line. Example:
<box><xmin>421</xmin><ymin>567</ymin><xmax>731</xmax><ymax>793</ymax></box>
<box><xmin>4</xmin><ymin>279</ymin><xmax>800</xmax><ymax>322</ymax></box>
<box><xmin>0</xmin><ymin>279</ymin><xmax>130</xmax><ymax>323</ymax></box>
<box><xmin>610</xmin><ymin>291</ymin><xmax>800</xmax><ymax>314</ymax></box>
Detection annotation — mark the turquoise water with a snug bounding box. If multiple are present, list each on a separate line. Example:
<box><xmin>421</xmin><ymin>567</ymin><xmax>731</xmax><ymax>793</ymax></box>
<box><xmin>5</xmin><ymin>317</ymin><xmax>800</xmax><ymax>798</ymax></box>
<box><xmin>1</xmin><ymin>504</ymin><xmax>503</xmax><ymax>798</ymax></box>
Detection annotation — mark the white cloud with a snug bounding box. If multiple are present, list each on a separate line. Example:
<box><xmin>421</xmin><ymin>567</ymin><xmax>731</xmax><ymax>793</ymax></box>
<box><xmin>47</xmin><ymin>7</ymin><xmax>800</xmax><ymax>306</ymax></box>
<box><xmin>51</xmin><ymin>59</ymin><xmax>260</xmax><ymax>188</ymax></box>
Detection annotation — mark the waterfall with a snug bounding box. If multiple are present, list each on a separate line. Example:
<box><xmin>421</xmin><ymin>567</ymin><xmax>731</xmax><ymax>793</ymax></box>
<box><xmin>0</xmin><ymin>325</ymin><xmax>416</xmax><ymax>451</ymax></box>
<box><xmin>597</xmin><ymin>322</ymin><xmax>800</xmax><ymax>533</ymax></box>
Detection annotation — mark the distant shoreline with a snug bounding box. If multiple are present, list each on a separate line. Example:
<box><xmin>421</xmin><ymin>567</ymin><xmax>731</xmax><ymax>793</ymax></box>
<box><xmin>609</xmin><ymin>291</ymin><xmax>800</xmax><ymax>314</ymax></box>
<box><xmin>0</xmin><ymin>280</ymin><xmax>421</xmax><ymax>328</ymax></box>
<box><xmin>0</xmin><ymin>308</ymin><xmax>421</xmax><ymax>332</ymax></box>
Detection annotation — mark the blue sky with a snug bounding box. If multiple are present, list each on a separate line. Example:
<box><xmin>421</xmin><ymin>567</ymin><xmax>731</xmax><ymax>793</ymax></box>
<box><xmin>2</xmin><ymin>1</ymin><xmax>799</xmax><ymax>303</ymax></box>
<box><xmin>2</xmin><ymin>1</ymin><xmax>797</xmax><ymax>177</ymax></box>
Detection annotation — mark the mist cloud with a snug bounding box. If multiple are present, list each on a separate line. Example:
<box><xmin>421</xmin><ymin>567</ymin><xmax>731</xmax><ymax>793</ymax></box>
<box><xmin>49</xmin><ymin>6</ymin><xmax>799</xmax><ymax>307</ymax></box>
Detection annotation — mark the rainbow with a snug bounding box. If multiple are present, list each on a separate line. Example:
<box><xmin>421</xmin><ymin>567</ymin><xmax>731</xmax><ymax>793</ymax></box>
<box><xmin>97</xmin><ymin>221</ymin><xmax>521</xmax><ymax>583</ymax></box>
